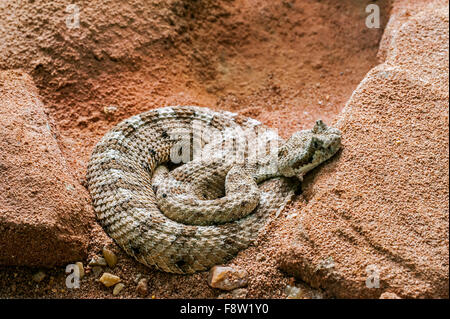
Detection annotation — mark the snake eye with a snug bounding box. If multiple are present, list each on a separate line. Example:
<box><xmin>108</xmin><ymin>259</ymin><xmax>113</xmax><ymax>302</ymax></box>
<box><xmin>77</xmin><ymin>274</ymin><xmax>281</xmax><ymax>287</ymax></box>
<box><xmin>162</xmin><ymin>193</ymin><xmax>167</xmax><ymax>198</ymax></box>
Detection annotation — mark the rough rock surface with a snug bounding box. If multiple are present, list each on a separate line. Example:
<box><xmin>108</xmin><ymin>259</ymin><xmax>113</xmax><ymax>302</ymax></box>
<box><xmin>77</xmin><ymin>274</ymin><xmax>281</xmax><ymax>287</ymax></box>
<box><xmin>0</xmin><ymin>70</ymin><xmax>92</xmax><ymax>266</ymax></box>
<box><xmin>278</xmin><ymin>1</ymin><xmax>449</xmax><ymax>298</ymax></box>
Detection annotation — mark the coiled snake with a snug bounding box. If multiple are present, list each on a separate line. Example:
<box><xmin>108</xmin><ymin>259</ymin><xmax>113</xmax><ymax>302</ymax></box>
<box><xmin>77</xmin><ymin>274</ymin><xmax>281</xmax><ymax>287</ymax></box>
<box><xmin>87</xmin><ymin>106</ymin><xmax>341</xmax><ymax>274</ymax></box>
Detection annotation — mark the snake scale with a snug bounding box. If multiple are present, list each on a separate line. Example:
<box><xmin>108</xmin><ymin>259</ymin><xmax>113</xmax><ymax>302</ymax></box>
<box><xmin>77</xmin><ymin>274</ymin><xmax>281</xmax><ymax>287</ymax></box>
<box><xmin>87</xmin><ymin>106</ymin><xmax>341</xmax><ymax>274</ymax></box>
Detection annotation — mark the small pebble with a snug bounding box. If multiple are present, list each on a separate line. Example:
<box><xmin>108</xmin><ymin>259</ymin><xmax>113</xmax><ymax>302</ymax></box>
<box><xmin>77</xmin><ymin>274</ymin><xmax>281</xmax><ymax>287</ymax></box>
<box><xmin>102</xmin><ymin>247</ymin><xmax>118</xmax><ymax>268</ymax></box>
<box><xmin>113</xmin><ymin>283</ymin><xmax>125</xmax><ymax>296</ymax></box>
<box><xmin>75</xmin><ymin>262</ymin><xmax>85</xmax><ymax>279</ymax></box>
<box><xmin>207</xmin><ymin>266</ymin><xmax>248</xmax><ymax>291</ymax></box>
<box><xmin>99</xmin><ymin>272</ymin><xmax>121</xmax><ymax>287</ymax></box>
<box><xmin>32</xmin><ymin>271</ymin><xmax>46</xmax><ymax>283</ymax></box>
<box><xmin>89</xmin><ymin>256</ymin><xmax>107</xmax><ymax>267</ymax></box>
<box><xmin>136</xmin><ymin>278</ymin><xmax>148</xmax><ymax>297</ymax></box>
<box><xmin>379</xmin><ymin>292</ymin><xmax>401</xmax><ymax>299</ymax></box>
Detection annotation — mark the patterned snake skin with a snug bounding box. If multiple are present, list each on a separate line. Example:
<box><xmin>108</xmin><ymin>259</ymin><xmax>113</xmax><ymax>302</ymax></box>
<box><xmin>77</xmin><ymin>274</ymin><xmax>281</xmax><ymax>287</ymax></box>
<box><xmin>87</xmin><ymin>106</ymin><xmax>341</xmax><ymax>274</ymax></box>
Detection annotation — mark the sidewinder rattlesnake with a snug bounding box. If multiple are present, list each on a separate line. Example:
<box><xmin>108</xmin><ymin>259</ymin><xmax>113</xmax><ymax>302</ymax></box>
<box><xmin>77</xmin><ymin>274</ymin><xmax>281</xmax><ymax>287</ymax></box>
<box><xmin>86</xmin><ymin>106</ymin><xmax>341</xmax><ymax>274</ymax></box>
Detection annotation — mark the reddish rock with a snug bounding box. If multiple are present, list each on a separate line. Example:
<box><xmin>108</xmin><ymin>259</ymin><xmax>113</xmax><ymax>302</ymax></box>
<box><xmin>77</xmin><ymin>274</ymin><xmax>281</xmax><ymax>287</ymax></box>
<box><xmin>0</xmin><ymin>70</ymin><xmax>93</xmax><ymax>267</ymax></box>
<box><xmin>278</xmin><ymin>2</ymin><xmax>449</xmax><ymax>298</ymax></box>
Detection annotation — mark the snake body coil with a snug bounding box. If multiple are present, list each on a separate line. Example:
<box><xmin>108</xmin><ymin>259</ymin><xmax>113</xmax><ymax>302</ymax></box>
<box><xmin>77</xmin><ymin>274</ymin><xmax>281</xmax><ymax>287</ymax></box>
<box><xmin>87</xmin><ymin>106</ymin><xmax>341</xmax><ymax>274</ymax></box>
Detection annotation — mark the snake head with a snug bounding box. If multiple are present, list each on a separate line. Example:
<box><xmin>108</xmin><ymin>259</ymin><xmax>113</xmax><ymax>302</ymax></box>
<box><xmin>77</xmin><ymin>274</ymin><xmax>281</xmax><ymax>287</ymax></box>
<box><xmin>278</xmin><ymin>120</ymin><xmax>341</xmax><ymax>180</ymax></box>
